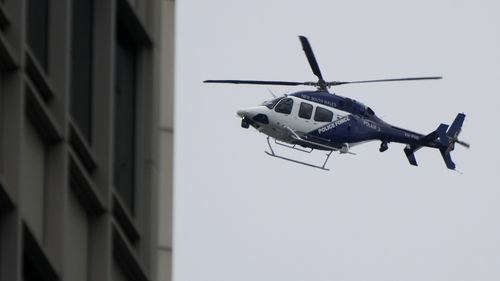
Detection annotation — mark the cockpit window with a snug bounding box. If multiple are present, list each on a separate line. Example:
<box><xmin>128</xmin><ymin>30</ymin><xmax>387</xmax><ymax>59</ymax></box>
<box><xmin>261</xmin><ymin>97</ymin><xmax>284</xmax><ymax>109</ymax></box>
<box><xmin>274</xmin><ymin>98</ymin><xmax>294</xmax><ymax>114</ymax></box>
<box><xmin>314</xmin><ymin>107</ymin><xmax>333</xmax><ymax>122</ymax></box>
<box><xmin>298</xmin><ymin>102</ymin><xmax>313</xmax><ymax>119</ymax></box>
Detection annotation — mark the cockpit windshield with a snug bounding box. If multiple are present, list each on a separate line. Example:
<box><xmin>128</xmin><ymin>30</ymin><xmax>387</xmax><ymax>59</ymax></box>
<box><xmin>261</xmin><ymin>97</ymin><xmax>284</xmax><ymax>109</ymax></box>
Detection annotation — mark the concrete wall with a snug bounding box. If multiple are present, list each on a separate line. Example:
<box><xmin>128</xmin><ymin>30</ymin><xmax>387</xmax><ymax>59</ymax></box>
<box><xmin>158</xmin><ymin>1</ymin><xmax>175</xmax><ymax>280</ymax></box>
<box><xmin>0</xmin><ymin>0</ymin><xmax>174</xmax><ymax>280</ymax></box>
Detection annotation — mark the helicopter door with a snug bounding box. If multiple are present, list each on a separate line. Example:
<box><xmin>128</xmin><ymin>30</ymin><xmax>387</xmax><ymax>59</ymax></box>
<box><xmin>271</xmin><ymin>98</ymin><xmax>296</xmax><ymax>139</ymax></box>
<box><xmin>273</xmin><ymin>97</ymin><xmax>294</xmax><ymax>126</ymax></box>
<box><xmin>313</xmin><ymin>106</ymin><xmax>334</xmax><ymax>125</ymax></box>
<box><xmin>298</xmin><ymin>102</ymin><xmax>313</xmax><ymax>120</ymax></box>
<box><xmin>274</xmin><ymin>97</ymin><xmax>294</xmax><ymax>115</ymax></box>
<box><xmin>294</xmin><ymin>102</ymin><xmax>317</xmax><ymax>132</ymax></box>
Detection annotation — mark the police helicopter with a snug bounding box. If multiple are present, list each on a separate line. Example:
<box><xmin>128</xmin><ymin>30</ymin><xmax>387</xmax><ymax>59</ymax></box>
<box><xmin>204</xmin><ymin>36</ymin><xmax>469</xmax><ymax>171</ymax></box>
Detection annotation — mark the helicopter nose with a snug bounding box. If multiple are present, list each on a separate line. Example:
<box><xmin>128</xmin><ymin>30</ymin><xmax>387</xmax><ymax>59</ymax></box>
<box><xmin>236</xmin><ymin>109</ymin><xmax>247</xmax><ymax>118</ymax></box>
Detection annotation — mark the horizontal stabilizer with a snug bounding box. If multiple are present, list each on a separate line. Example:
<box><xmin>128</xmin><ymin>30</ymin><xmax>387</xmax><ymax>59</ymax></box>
<box><xmin>440</xmin><ymin>148</ymin><xmax>456</xmax><ymax>170</ymax></box>
<box><xmin>404</xmin><ymin>146</ymin><xmax>418</xmax><ymax>166</ymax></box>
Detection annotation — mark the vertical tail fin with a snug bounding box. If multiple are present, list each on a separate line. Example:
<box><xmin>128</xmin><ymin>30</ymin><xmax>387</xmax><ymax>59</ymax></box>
<box><xmin>447</xmin><ymin>113</ymin><xmax>466</xmax><ymax>140</ymax></box>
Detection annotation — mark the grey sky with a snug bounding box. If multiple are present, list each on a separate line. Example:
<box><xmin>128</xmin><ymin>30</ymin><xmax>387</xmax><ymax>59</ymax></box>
<box><xmin>174</xmin><ymin>1</ymin><xmax>500</xmax><ymax>281</ymax></box>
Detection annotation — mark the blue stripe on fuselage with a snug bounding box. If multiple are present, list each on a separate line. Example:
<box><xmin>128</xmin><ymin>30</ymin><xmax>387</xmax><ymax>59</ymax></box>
<box><xmin>307</xmin><ymin>114</ymin><xmax>442</xmax><ymax>148</ymax></box>
<box><xmin>309</xmin><ymin>115</ymin><xmax>382</xmax><ymax>143</ymax></box>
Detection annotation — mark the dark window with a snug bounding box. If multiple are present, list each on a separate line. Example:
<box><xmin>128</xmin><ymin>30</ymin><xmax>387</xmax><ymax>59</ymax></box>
<box><xmin>114</xmin><ymin>25</ymin><xmax>137</xmax><ymax>214</ymax></box>
<box><xmin>71</xmin><ymin>0</ymin><xmax>94</xmax><ymax>141</ymax></box>
<box><xmin>366</xmin><ymin>107</ymin><xmax>375</xmax><ymax>116</ymax></box>
<box><xmin>22</xmin><ymin>226</ymin><xmax>58</xmax><ymax>281</ymax></box>
<box><xmin>299</xmin><ymin>102</ymin><xmax>313</xmax><ymax>119</ymax></box>
<box><xmin>252</xmin><ymin>114</ymin><xmax>269</xmax><ymax>124</ymax></box>
<box><xmin>314</xmin><ymin>107</ymin><xmax>333</xmax><ymax>122</ymax></box>
<box><xmin>274</xmin><ymin>98</ymin><xmax>293</xmax><ymax>114</ymax></box>
<box><xmin>27</xmin><ymin>0</ymin><xmax>49</xmax><ymax>71</ymax></box>
<box><xmin>0</xmin><ymin>2</ymin><xmax>8</xmax><ymax>31</ymax></box>
<box><xmin>339</xmin><ymin>98</ymin><xmax>353</xmax><ymax>110</ymax></box>
<box><xmin>23</xmin><ymin>254</ymin><xmax>39</xmax><ymax>281</ymax></box>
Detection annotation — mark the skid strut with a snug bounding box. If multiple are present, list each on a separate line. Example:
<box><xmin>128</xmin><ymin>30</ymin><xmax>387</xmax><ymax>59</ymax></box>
<box><xmin>264</xmin><ymin>137</ymin><xmax>334</xmax><ymax>171</ymax></box>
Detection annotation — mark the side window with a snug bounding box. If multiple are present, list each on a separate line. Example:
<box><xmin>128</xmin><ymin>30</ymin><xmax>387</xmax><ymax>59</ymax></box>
<box><xmin>298</xmin><ymin>102</ymin><xmax>313</xmax><ymax>119</ymax></box>
<box><xmin>314</xmin><ymin>107</ymin><xmax>333</xmax><ymax>122</ymax></box>
<box><xmin>274</xmin><ymin>98</ymin><xmax>293</xmax><ymax>114</ymax></box>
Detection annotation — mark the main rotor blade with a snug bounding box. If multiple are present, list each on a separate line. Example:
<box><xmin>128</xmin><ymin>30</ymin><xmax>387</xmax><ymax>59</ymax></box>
<box><xmin>203</xmin><ymin>80</ymin><xmax>305</xmax><ymax>86</ymax></box>
<box><xmin>329</xmin><ymin>76</ymin><xmax>442</xmax><ymax>86</ymax></box>
<box><xmin>299</xmin><ymin>36</ymin><xmax>324</xmax><ymax>81</ymax></box>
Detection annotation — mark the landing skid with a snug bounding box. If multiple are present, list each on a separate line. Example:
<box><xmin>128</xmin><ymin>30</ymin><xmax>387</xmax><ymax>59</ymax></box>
<box><xmin>264</xmin><ymin>137</ymin><xmax>334</xmax><ymax>171</ymax></box>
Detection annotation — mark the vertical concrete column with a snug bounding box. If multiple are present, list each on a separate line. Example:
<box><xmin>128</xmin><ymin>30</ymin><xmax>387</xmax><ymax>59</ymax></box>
<box><xmin>89</xmin><ymin>0</ymin><xmax>116</xmax><ymax>280</ymax></box>
<box><xmin>157</xmin><ymin>1</ymin><xmax>175</xmax><ymax>280</ymax></box>
<box><xmin>0</xmin><ymin>210</ymin><xmax>22</xmax><ymax>281</ymax></box>
<box><xmin>0</xmin><ymin>0</ymin><xmax>25</xmax><ymax>279</ymax></box>
<box><xmin>43</xmin><ymin>0</ymin><xmax>70</xmax><ymax>274</ymax></box>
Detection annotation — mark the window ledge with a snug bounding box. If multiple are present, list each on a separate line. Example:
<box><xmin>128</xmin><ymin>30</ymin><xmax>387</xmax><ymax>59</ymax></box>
<box><xmin>0</xmin><ymin>33</ymin><xmax>16</xmax><ymax>71</ymax></box>
<box><xmin>69</xmin><ymin>121</ymin><xmax>98</xmax><ymax>173</ymax></box>
<box><xmin>25</xmin><ymin>47</ymin><xmax>54</xmax><ymax>101</ymax></box>
<box><xmin>117</xmin><ymin>0</ymin><xmax>152</xmax><ymax>46</ymax></box>
<box><xmin>69</xmin><ymin>150</ymin><xmax>106</xmax><ymax>216</ymax></box>
<box><xmin>25</xmin><ymin>79</ymin><xmax>63</xmax><ymax>145</ymax></box>
<box><xmin>23</xmin><ymin>224</ymin><xmax>59</xmax><ymax>281</ymax></box>
<box><xmin>112</xmin><ymin>223</ymin><xmax>149</xmax><ymax>281</ymax></box>
<box><xmin>113</xmin><ymin>192</ymin><xmax>141</xmax><ymax>243</ymax></box>
<box><xmin>0</xmin><ymin>174</ymin><xmax>14</xmax><ymax>213</ymax></box>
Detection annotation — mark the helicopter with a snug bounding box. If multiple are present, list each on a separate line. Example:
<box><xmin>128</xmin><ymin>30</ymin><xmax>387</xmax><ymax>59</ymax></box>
<box><xmin>204</xmin><ymin>36</ymin><xmax>469</xmax><ymax>171</ymax></box>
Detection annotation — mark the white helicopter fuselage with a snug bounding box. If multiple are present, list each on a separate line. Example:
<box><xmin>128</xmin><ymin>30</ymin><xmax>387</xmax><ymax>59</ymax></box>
<box><xmin>237</xmin><ymin>95</ymin><xmax>347</xmax><ymax>143</ymax></box>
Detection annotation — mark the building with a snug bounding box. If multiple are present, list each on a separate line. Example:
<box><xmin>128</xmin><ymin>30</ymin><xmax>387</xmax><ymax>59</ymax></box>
<box><xmin>0</xmin><ymin>0</ymin><xmax>174</xmax><ymax>280</ymax></box>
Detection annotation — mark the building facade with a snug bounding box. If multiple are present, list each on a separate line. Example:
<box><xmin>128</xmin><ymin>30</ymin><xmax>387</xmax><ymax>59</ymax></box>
<box><xmin>0</xmin><ymin>0</ymin><xmax>174</xmax><ymax>280</ymax></box>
